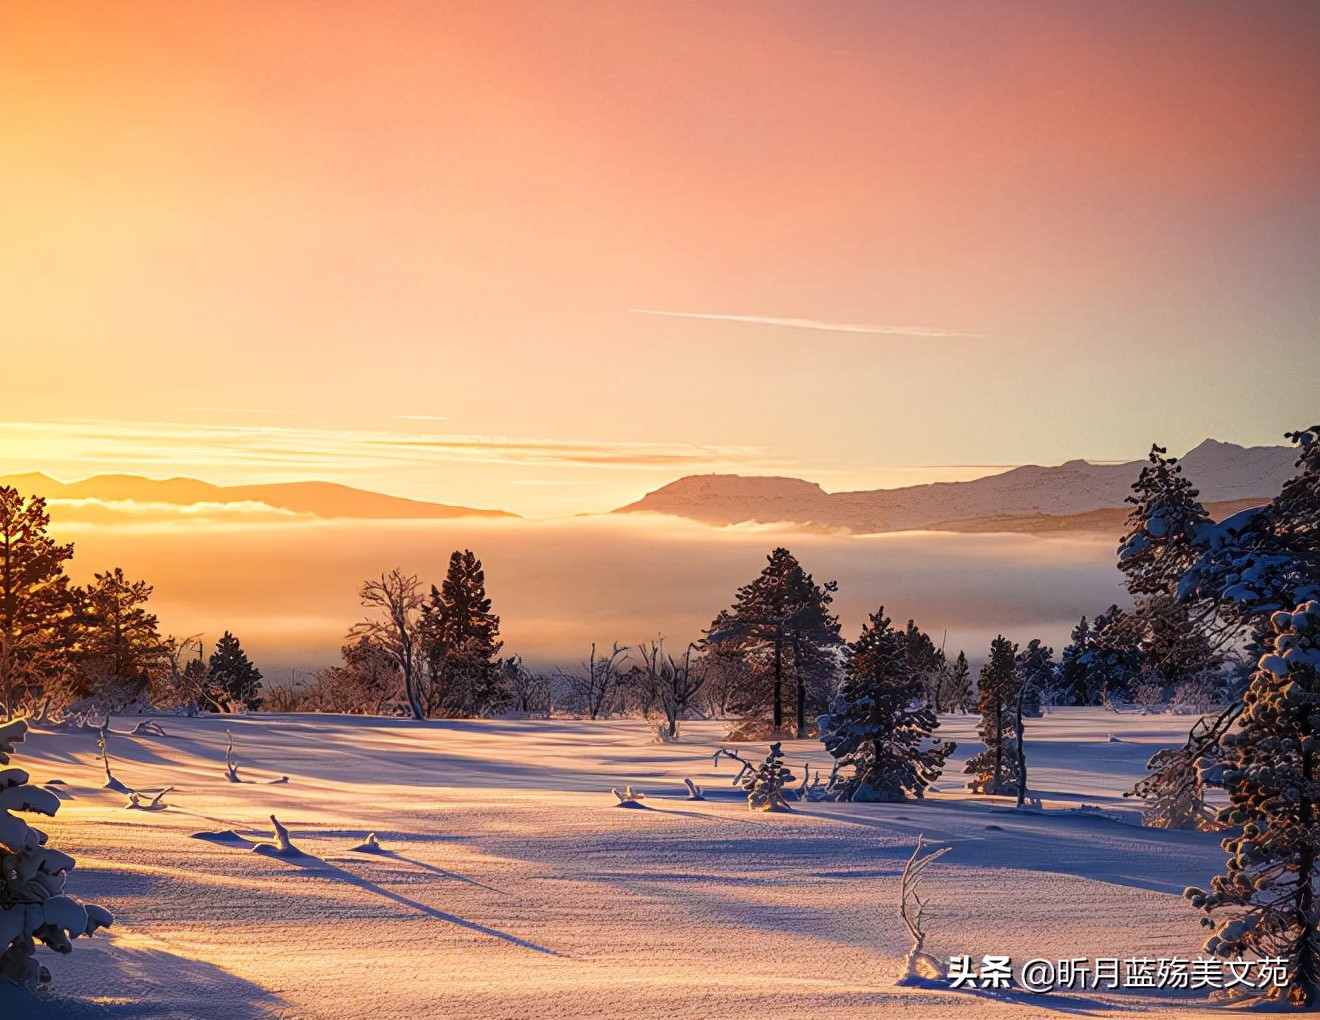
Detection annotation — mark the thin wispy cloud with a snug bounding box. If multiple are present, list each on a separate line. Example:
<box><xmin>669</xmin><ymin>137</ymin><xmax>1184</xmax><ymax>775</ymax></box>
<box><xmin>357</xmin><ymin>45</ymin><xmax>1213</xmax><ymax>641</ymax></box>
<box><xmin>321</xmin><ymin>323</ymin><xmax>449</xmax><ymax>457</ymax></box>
<box><xmin>0</xmin><ymin>419</ymin><xmax>776</xmax><ymax>477</ymax></box>
<box><xmin>173</xmin><ymin>406</ymin><xmax>281</xmax><ymax>415</ymax></box>
<box><xmin>630</xmin><ymin>309</ymin><xmax>987</xmax><ymax>339</ymax></box>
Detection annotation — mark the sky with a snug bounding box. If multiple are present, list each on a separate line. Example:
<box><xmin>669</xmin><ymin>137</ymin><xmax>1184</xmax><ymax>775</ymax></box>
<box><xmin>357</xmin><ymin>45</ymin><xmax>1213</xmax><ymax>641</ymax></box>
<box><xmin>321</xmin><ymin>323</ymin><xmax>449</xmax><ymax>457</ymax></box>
<box><xmin>3</xmin><ymin>1</ymin><xmax>1319</xmax><ymax>517</ymax></box>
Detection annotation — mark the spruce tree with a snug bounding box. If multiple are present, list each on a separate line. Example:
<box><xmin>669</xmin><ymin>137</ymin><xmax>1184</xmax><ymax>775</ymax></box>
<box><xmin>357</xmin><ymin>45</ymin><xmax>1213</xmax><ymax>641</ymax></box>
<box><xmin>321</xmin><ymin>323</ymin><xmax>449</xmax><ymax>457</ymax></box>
<box><xmin>821</xmin><ymin>608</ymin><xmax>954</xmax><ymax>801</ymax></box>
<box><xmin>73</xmin><ymin>568</ymin><xmax>165</xmax><ymax>703</ymax></box>
<box><xmin>1014</xmin><ymin>639</ymin><xmax>1053</xmax><ymax>719</ymax></box>
<box><xmin>419</xmin><ymin>550</ymin><xmax>504</xmax><ymax>717</ymax></box>
<box><xmin>938</xmin><ymin>650</ymin><xmax>974</xmax><ymax>713</ymax></box>
<box><xmin>1185</xmin><ymin>601</ymin><xmax>1320</xmax><ymax>1007</ymax></box>
<box><xmin>965</xmin><ymin>636</ymin><xmax>1021</xmax><ymax>795</ymax></box>
<box><xmin>0</xmin><ymin>487</ymin><xmax>75</xmax><ymax>719</ymax></box>
<box><xmin>1057</xmin><ymin>608</ymin><xmax>1145</xmax><ymax>705</ymax></box>
<box><xmin>707</xmin><ymin>547</ymin><xmax>842</xmax><ymax>738</ymax></box>
<box><xmin>206</xmin><ymin>631</ymin><xmax>264</xmax><ymax>711</ymax></box>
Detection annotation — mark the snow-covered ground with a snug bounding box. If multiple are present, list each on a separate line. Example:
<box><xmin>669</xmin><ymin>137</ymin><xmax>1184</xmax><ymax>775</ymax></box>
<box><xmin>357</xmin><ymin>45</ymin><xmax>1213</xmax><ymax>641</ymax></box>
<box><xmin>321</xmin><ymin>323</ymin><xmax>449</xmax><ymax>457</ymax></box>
<box><xmin>7</xmin><ymin>711</ymin><xmax>1242</xmax><ymax>1018</ymax></box>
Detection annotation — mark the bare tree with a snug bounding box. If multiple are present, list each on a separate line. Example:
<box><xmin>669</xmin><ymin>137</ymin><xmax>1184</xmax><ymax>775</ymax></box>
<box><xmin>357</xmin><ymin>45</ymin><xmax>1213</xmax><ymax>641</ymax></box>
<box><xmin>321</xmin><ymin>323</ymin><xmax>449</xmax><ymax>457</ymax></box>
<box><xmin>350</xmin><ymin>569</ymin><xmax>425</xmax><ymax>720</ymax></box>
<box><xmin>558</xmin><ymin>642</ymin><xmax>627</xmax><ymax>719</ymax></box>
<box><xmin>630</xmin><ymin>639</ymin><xmax>705</xmax><ymax>740</ymax></box>
<box><xmin>897</xmin><ymin>835</ymin><xmax>953</xmax><ymax>985</ymax></box>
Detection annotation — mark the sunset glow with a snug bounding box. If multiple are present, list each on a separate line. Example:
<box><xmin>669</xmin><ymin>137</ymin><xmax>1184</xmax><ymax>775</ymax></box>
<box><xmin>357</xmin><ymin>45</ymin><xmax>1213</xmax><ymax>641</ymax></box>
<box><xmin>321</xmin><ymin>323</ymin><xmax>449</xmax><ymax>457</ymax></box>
<box><xmin>4</xmin><ymin>1</ymin><xmax>1318</xmax><ymax>517</ymax></box>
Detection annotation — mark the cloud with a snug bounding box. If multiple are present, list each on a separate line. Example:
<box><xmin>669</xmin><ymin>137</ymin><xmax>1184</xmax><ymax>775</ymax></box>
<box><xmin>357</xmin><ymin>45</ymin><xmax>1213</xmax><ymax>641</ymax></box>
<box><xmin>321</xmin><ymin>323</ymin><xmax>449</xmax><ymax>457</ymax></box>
<box><xmin>173</xmin><ymin>406</ymin><xmax>282</xmax><ymax>415</ymax></box>
<box><xmin>630</xmin><ymin>309</ymin><xmax>987</xmax><ymax>339</ymax></box>
<box><xmin>0</xmin><ymin>419</ymin><xmax>777</xmax><ymax>477</ymax></box>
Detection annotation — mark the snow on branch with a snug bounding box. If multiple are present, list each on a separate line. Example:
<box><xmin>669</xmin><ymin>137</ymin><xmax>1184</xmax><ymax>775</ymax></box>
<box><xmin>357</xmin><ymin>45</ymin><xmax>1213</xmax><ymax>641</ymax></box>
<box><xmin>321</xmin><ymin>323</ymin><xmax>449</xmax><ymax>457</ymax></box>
<box><xmin>896</xmin><ymin>835</ymin><xmax>952</xmax><ymax>986</ymax></box>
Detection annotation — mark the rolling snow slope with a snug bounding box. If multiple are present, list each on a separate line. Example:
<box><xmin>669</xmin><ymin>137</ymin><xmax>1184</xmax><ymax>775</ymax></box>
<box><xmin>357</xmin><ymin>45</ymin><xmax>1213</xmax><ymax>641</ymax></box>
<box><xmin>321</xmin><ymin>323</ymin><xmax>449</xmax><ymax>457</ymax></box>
<box><xmin>5</xmin><ymin>712</ymin><xmax>1246</xmax><ymax>1019</ymax></box>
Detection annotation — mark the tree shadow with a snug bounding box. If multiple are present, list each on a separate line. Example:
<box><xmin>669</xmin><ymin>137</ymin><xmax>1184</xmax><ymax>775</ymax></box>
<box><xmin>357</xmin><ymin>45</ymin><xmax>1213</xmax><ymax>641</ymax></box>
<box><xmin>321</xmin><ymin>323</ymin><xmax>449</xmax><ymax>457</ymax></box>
<box><xmin>262</xmin><ymin>851</ymin><xmax>561</xmax><ymax>956</ymax></box>
<box><xmin>26</xmin><ymin>931</ymin><xmax>285</xmax><ymax>1018</ymax></box>
<box><xmin>348</xmin><ymin>849</ymin><xmax>507</xmax><ymax>895</ymax></box>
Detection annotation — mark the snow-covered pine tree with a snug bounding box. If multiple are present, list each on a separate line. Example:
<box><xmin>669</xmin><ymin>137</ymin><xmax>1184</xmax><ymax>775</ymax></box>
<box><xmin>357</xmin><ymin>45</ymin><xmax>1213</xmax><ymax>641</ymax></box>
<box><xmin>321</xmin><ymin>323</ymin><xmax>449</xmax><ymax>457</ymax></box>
<box><xmin>1014</xmin><ymin>639</ymin><xmax>1053</xmax><ymax>719</ymax></box>
<box><xmin>821</xmin><ymin>609</ymin><xmax>953</xmax><ymax>801</ymax></box>
<box><xmin>714</xmin><ymin>743</ymin><xmax>797</xmax><ymax>811</ymax></box>
<box><xmin>1184</xmin><ymin>601</ymin><xmax>1320</xmax><ymax>1006</ymax></box>
<box><xmin>1056</xmin><ymin>608</ymin><xmax>1145</xmax><ymax>706</ymax></box>
<box><xmin>1178</xmin><ymin>426</ymin><xmax>1320</xmax><ymax>647</ymax></box>
<box><xmin>1</xmin><ymin>718</ymin><xmax>113</xmax><ymax>989</ymax></box>
<box><xmin>965</xmin><ymin>636</ymin><xmax>1021</xmax><ymax>795</ymax></box>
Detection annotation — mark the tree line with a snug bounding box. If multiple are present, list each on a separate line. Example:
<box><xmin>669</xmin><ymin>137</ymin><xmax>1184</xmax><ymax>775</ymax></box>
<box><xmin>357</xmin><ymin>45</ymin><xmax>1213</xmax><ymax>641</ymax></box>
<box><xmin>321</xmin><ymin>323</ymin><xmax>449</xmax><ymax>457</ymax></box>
<box><xmin>0</xmin><ymin>486</ymin><xmax>265</xmax><ymax>718</ymax></box>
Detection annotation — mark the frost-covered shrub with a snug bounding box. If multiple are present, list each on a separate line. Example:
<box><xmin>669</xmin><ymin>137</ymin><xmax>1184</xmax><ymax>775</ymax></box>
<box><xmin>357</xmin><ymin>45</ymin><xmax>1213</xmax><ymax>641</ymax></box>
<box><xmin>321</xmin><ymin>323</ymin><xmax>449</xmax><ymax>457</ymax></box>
<box><xmin>714</xmin><ymin>743</ymin><xmax>797</xmax><ymax>812</ymax></box>
<box><xmin>1</xmin><ymin>719</ymin><xmax>113</xmax><ymax>990</ymax></box>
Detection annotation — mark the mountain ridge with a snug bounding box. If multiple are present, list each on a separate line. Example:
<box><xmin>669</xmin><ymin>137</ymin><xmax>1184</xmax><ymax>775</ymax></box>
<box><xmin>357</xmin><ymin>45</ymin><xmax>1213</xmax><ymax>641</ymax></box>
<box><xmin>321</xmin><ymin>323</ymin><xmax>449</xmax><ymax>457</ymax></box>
<box><xmin>0</xmin><ymin>472</ymin><xmax>516</xmax><ymax>521</ymax></box>
<box><xmin>612</xmin><ymin>439</ymin><xmax>1298</xmax><ymax>534</ymax></box>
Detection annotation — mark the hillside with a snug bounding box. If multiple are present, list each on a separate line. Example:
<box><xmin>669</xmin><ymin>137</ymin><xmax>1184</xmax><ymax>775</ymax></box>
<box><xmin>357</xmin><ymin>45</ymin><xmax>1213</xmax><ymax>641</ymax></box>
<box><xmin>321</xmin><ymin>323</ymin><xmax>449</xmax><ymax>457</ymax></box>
<box><xmin>614</xmin><ymin>439</ymin><xmax>1297</xmax><ymax>533</ymax></box>
<box><xmin>0</xmin><ymin>472</ymin><xmax>517</xmax><ymax>521</ymax></box>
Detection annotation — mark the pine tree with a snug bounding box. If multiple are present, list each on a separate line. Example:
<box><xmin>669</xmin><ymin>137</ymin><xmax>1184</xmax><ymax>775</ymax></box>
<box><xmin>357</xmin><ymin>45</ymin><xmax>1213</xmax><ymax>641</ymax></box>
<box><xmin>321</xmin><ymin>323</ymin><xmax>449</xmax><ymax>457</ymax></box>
<box><xmin>418</xmin><ymin>550</ymin><xmax>504</xmax><ymax>717</ymax></box>
<box><xmin>938</xmin><ymin>650</ymin><xmax>974</xmax><ymax>713</ymax></box>
<box><xmin>897</xmin><ymin>619</ymin><xmax>945</xmax><ymax>710</ymax></box>
<box><xmin>1014</xmin><ymin>639</ymin><xmax>1053</xmax><ymax>719</ymax></box>
<box><xmin>965</xmin><ymin>636</ymin><xmax>1021</xmax><ymax>795</ymax></box>
<box><xmin>707</xmin><ymin>548</ymin><xmax>842</xmax><ymax>737</ymax></box>
<box><xmin>1119</xmin><ymin>445</ymin><xmax>1212</xmax><ymax>597</ymax></box>
<box><xmin>0</xmin><ymin>488</ymin><xmax>75</xmax><ymax>719</ymax></box>
<box><xmin>1</xmin><ymin>718</ymin><xmax>113</xmax><ymax>989</ymax></box>
<box><xmin>821</xmin><ymin>609</ymin><xmax>954</xmax><ymax>801</ymax></box>
<box><xmin>73</xmin><ymin>568</ymin><xmax>165</xmax><ymax>704</ymax></box>
<box><xmin>1118</xmin><ymin>445</ymin><xmax>1226</xmax><ymax>688</ymax></box>
<box><xmin>1057</xmin><ymin>608</ymin><xmax>1145</xmax><ymax>706</ymax></box>
<box><xmin>1179</xmin><ymin>426</ymin><xmax>1320</xmax><ymax>644</ymax></box>
<box><xmin>206</xmin><ymin>631</ymin><xmax>264</xmax><ymax>711</ymax></box>
<box><xmin>1184</xmin><ymin>601</ymin><xmax>1320</xmax><ymax>1007</ymax></box>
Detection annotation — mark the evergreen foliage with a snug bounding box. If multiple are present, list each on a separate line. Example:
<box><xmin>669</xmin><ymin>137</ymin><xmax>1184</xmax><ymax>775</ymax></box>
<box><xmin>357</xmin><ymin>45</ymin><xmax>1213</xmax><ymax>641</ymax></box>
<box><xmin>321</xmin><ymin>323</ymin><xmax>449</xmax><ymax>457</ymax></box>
<box><xmin>1179</xmin><ymin>427</ymin><xmax>1320</xmax><ymax>643</ymax></box>
<box><xmin>965</xmin><ymin>635</ymin><xmax>1021</xmax><ymax>795</ymax></box>
<box><xmin>206</xmin><ymin>631</ymin><xmax>264</xmax><ymax>711</ymax></box>
<box><xmin>419</xmin><ymin>550</ymin><xmax>505</xmax><ymax>717</ymax></box>
<box><xmin>1014</xmin><ymin>639</ymin><xmax>1054</xmax><ymax>719</ymax></box>
<box><xmin>1057</xmin><ymin>607</ymin><xmax>1145</xmax><ymax>705</ymax></box>
<box><xmin>1185</xmin><ymin>601</ymin><xmax>1320</xmax><ymax>1007</ymax></box>
<box><xmin>938</xmin><ymin>651</ymin><xmax>975</xmax><ymax>713</ymax></box>
<box><xmin>1</xmin><ymin>718</ymin><xmax>113</xmax><ymax>989</ymax></box>
<box><xmin>821</xmin><ymin>608</ymin><xmax>953</xmax><ymax>801</ymax></box>
<box><xmin>0</xmin><ymin>488</ymin><xmax>74</xmax><ymax>719</ymax></box>
<box><xmin>707</xmin><ymin>547</ymin><xmax>842</xmax><ymax>738</ymax></box>
<box><xmin>73</xmin><ymin>568</ymin><xmax>166</xmax><ymax>703</ymax></box>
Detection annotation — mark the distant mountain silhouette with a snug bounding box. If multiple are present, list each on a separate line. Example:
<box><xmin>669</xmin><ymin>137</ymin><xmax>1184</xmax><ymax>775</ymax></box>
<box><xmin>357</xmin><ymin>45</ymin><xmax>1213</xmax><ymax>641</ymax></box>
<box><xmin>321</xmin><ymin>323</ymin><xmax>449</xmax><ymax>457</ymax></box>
<box><xmin>613</xmin><ymin>439</ymin><xmax>1298</xmax><ymax>534</ymax></box>
<box><xmin>0</xmin><ymin>473</ymin><xmax>516</xmax><ymax>521</ymax></box>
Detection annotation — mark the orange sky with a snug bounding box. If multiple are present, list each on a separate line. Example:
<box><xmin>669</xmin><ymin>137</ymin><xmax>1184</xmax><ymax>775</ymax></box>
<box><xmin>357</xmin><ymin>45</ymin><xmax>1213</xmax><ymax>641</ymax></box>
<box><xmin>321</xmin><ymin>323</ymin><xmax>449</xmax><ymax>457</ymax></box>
<box><xmin>3</xmin><ymin>1</ymin><xmax>1318</xmax><ymax>516</ymax></box>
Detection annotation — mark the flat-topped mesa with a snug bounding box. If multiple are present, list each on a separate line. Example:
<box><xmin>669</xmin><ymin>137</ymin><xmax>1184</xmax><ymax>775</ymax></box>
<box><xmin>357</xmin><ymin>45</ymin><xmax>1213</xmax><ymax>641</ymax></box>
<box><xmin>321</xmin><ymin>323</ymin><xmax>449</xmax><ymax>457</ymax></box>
<box><xmin>616</xmin><ymin>474</ymin><xmax>833</xmax><ymax>526</ymax></box>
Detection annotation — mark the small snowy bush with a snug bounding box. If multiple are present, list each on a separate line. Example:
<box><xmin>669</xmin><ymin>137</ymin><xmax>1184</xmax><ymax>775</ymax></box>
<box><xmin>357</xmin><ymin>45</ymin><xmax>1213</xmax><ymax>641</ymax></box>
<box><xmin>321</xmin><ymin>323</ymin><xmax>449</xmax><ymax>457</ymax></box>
<box><xmin>714</xmin><ymin>743</ymin><xmax>797</xmax><ymax>812</ymax></box>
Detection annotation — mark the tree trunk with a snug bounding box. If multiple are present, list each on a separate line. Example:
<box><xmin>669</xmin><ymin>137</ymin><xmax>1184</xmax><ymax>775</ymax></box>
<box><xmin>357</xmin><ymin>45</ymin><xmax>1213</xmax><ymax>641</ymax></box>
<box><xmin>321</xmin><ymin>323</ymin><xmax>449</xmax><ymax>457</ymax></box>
<box><xmin>1015</xmin><ymin>687</ymin><xmax>1028</xmax><ymax>809</ymax></box>
<box><xmin>794</xmin><ymin>638</ymin><xmax>806</xmax><ymax>739</ymax></box>
<box><xmin>1297</xmin><ymin>706</ymin><xmax>1318</xmax><ymax>1007</ymax></box>
<box><xmin>772</xmin><ymin>636</ymin><xmax>783</xmax><ymax>731</ymax></box>
<box><xmin>993</xmin><ymin>700</ymin><xmax>1003</xmax><ymax>793</ymax></box>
